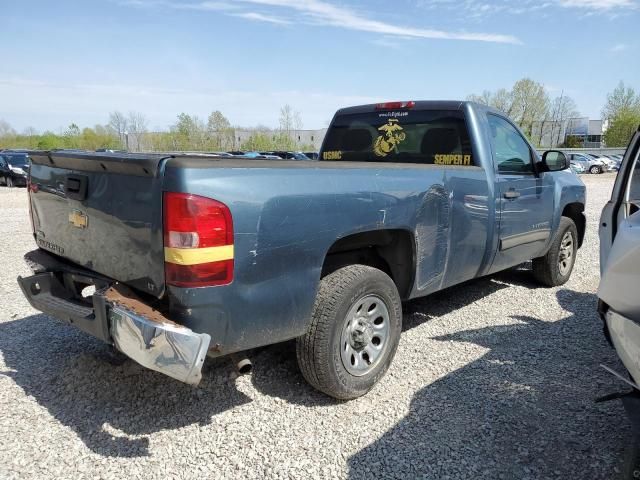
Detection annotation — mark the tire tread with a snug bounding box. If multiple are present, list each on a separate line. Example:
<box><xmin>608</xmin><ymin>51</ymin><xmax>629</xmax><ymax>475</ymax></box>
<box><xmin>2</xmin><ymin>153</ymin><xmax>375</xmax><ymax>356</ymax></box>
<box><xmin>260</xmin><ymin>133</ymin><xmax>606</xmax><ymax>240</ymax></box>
<box><xmin>532</xmin><ymin>216</ymin><xmax>578</xmax><ymax>287</ymax></box>
<box><xmin>296</xmin><ymin>264</ymin><xmax>400</xmax><ymax>399</ymax></box>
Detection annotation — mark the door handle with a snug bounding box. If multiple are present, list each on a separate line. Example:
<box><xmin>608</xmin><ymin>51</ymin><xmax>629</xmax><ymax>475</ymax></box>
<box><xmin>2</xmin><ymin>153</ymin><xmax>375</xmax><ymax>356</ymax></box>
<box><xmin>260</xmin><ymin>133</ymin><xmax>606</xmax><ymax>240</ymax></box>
<box><xmin>503</xmin><ymin>189</ymin><xmax>520</xmax><ymax>200</ymax></box>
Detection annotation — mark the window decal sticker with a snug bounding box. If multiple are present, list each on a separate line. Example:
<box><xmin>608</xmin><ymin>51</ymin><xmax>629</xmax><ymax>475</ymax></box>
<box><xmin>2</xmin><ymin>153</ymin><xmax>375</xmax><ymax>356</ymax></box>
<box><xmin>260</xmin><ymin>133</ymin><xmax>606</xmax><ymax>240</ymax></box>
<box><xmin>322</xmin><ymin>150</ymin><xmax>342</xmax><ymax>160</ymax></box>
<box><xmin>378</xmin><ymin>111</ymin><xmax>408</xmax><ymax>118</ymax></box>
<box><xmin>434</xmin><ymin>154</ymin><xmax>472</xmax><ymax>166</ymax></box>
<box><xmin>374</xmin><ymin>119</ymin><xmax>407</xmax><ymax>157</ymax></box>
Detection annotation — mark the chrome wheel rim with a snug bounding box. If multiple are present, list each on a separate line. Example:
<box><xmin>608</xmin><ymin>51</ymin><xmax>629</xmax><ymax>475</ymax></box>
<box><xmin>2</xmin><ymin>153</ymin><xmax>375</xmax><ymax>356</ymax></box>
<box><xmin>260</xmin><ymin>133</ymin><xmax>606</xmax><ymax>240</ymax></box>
<box><xmin>558</xmin><ymin>231</ymin><xmax>574</xmax><ymax>276</ymax></box>
<box><xmin>340</xmin><ymin>294</ymin><xmax>390</xmax><ymax>377</ymax></box>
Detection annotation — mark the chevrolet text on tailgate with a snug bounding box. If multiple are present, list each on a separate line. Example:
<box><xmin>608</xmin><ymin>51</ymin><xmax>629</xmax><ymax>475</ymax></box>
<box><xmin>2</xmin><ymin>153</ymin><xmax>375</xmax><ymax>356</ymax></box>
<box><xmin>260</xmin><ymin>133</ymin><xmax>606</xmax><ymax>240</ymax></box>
<box><xmin>18</xmin><ymin>101</ymin><xmax>586</xmax><ymax>399</ymax></box>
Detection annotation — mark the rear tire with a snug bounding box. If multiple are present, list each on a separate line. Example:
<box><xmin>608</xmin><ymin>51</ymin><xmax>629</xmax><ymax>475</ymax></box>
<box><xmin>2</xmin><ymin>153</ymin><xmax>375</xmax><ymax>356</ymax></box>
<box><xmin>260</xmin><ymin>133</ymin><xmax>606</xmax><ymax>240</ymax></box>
<box><xmin>532</xmin><ymin>217</ymin><xmax>578</xmax><ymax>287</ymax></box>
<box><xmin>589</xmin><ymin>165</ymin><xmax>602</xmax><ymax>174</ymax></box>
<box><xmin>296</xmin><ymin>265</ymin><xmax>402</xmax><ymax>400</ymax></box>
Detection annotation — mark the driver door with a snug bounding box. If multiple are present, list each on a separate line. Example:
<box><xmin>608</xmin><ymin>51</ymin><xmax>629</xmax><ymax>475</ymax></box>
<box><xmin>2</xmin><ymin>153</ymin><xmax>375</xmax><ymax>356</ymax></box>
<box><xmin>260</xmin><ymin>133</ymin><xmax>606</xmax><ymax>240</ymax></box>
<box><xmin>488</xmin><ymin>114</ymin><xmax>554</xmax><ymax>272</ymax></box>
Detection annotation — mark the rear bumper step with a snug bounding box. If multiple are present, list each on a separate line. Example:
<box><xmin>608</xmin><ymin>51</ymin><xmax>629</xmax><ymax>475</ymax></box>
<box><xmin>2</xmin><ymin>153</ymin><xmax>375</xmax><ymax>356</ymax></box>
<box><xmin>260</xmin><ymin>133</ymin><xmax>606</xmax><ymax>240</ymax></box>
<box><xmin>17</xmin><ymin>260</ymin><xmax>211</xmax><ymax>385</ymax></box>
<box><xmin>18</xmin><ymin>272</ymin><xmax>111</xmax><ymax>342</ymax></box>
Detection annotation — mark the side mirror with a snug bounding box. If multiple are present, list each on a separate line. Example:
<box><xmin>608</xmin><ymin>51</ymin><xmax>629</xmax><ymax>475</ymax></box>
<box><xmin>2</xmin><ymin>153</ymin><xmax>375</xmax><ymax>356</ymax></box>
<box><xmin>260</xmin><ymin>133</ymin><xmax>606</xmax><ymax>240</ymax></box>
<box><xmin>542</xmin><ymin>150</ymin><xmax>568</xmax><ymax>172</ymax></box>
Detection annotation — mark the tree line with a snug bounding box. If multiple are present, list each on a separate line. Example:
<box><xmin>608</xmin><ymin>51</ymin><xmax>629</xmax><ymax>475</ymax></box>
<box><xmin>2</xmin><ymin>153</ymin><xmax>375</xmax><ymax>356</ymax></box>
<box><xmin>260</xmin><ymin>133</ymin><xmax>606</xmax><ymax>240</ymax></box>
<box><xmin>469</xmin><ymin>78</ymin><xmax>582</xmax><ymax>147</ymax></box>
<box><xmin>600</xmin><ymin>82</ymin><xmax>640</xmax><ymax>147</ymax></box>
<box><xmin>0</xmin><ymin>105</ymin><xmax>315</xmax><ymax>152</ymax></box>
<box><xmin>1</xmin><ymin>81</ymin><xmax>639</xmax><ymax>151</ymax></box>
<box><xmin>468</xmin><ymin>78</ymin><xmax>640</xmax><ymax>148</ymax></box>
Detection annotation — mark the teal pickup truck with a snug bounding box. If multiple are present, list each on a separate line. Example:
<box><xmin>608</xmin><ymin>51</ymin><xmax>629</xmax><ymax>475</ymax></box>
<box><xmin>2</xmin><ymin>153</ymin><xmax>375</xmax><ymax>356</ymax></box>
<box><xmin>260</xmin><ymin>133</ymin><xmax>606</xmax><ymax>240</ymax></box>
<box><xmin>18</xmin><ymin>101</ymin><xmax>585</xmax><ymax>399</ymax></box>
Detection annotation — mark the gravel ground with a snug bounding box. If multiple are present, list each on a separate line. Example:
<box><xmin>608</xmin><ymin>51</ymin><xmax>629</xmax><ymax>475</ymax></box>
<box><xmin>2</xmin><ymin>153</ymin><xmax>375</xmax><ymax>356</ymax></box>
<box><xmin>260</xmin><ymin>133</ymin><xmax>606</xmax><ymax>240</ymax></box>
<box><xmin>0</xmin><ymin>174</ymin><xmax>635</xmax><ymax>479</ymax></box>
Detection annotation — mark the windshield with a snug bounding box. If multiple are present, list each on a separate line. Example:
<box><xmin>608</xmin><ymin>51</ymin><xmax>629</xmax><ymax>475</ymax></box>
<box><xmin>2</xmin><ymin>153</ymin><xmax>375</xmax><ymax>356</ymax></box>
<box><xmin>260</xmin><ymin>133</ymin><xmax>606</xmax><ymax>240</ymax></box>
<box><xmin>322</xmin><ymin>109</ymin><xmax>474</xmax><ymax>165</ymax></box>
<box><xmin>4</xmin><ymin>154</ymin><xmax>29</xmax><ymax>168</ymax></box>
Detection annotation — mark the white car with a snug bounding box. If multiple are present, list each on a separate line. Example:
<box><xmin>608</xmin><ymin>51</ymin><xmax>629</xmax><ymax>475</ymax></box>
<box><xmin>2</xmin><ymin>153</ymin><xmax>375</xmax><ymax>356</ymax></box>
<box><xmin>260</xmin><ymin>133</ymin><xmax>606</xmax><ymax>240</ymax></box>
<box><xmin>568</xmin><ymin>153</ymin><xmax>608</xmax><ymax>174</ymax></box>
<box><xmin>592</xmin><ymin>154</ymin><xmax>619</xmax><ymax>172</ymax></box>
<box><xmin>569</xmin><ymin>161</ymin><xmax>586</xmax><ymax>174</ymax></box>
<box><xmin>598</xmin><ymin>128</ymin><xmax>640</xmax><ymax>474</ymax></box>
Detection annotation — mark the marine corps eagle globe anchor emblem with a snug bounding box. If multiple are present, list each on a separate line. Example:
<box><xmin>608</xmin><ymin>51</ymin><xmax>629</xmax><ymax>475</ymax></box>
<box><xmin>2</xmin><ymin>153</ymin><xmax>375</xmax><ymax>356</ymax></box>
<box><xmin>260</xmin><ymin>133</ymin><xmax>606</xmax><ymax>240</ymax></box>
<box><xmin>374</xmin><ymin>118</ymin><xmax>406</xmax><ymax>157</ymax></box>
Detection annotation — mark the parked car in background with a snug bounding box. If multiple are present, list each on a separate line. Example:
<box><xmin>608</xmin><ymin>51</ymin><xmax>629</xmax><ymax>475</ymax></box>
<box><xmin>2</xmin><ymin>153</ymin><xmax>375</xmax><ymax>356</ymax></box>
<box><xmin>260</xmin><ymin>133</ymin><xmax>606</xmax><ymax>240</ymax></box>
<box><xmin>210</xmin><ymin>151</ymin><xmax>238</xmax><ymax>156</ymax></box>
<box><xmin>260</xmin><ymin>151</ymin><xmax>312</xmax><ymax>160</ymax></box>
<box><xmin>611</xmin><ymin>154</ymin><xmax>624</xmax><ymax>170</ymax></box>
<box><xmin>584</xmin><ymin>153</ymin><xmax>618</xmax><ymax>171</ymax></box>
<box><xmin>570</xmin><ymin>162</ymin><xmax>586</xmax><ymax>174</ymax></box>
<box><xmin>0</xmin><ymin>151</ymin><xmax>30</xmax><ymax>187</ymax></box>
<box><xmin>568</xmin><ymin>153</ymin><xmax>608</xmax><ymax>174</ymax></box>
<box><xmin>598</xmin><ymin>128</ymin><xmax>640</xmax><ymax>476</ymax></box>
<box><xmin>588</xmin><ymin>153</ymin><xmax>618</xmax><ymax>171</ymax></box>
<box><xmin>237</xmin><ymin>152</ymin><xmax>280</xmax><ymax>160</ymax></box>
<box><xmin>304</xmin><ymin>152</ymin><xmax>320</xmax><ymax>160</ymax></box>
<box><xmin>599</xmin><ymin>155</ymin><xmax>620</xmax><ymax>172</ymax></box>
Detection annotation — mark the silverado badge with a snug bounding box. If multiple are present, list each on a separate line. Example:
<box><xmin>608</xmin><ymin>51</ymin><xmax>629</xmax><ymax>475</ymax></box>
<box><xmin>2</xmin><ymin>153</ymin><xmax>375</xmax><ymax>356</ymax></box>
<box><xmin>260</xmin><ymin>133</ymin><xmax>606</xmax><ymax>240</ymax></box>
<box><xmin>68</xmin><ymin>210</ymin><xmax>88</xmax><ymax>229</ymax></box>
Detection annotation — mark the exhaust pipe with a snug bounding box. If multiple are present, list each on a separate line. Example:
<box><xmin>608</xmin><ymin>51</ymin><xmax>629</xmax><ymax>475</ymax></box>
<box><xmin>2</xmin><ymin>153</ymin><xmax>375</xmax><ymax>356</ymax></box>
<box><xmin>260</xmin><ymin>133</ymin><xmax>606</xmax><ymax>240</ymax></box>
<box><xmin>230</xmin><ymin>353</ymin><xmax>252</xmax><ymax>375</ymax></box>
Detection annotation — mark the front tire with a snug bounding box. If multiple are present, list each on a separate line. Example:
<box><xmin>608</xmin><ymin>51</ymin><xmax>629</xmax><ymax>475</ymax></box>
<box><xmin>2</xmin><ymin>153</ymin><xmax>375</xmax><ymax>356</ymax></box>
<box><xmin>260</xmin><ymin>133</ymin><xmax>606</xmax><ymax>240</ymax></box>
<box><xmin>532</xmin><ymin>217</ymin><xmax>578</xmax><ymax>287</ymax></box>
<box><xmin>589</xmin><ymin>165</ymin><xmax>602</xmax><ymax>174</ymax></box>
<box><xmin>296</xmin><ymin>265</ymin><xmax>402</xmax><ymax>400</ymax></box>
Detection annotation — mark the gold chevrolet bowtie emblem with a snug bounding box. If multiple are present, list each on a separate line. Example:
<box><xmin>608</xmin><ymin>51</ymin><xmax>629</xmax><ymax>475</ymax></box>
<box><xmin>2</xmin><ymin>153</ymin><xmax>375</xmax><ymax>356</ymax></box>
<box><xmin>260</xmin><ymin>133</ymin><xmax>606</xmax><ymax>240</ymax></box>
<box><xmin>68</xmin><ymin>210</ymin><xmax>88</xmax><ymax>229</ymax></box>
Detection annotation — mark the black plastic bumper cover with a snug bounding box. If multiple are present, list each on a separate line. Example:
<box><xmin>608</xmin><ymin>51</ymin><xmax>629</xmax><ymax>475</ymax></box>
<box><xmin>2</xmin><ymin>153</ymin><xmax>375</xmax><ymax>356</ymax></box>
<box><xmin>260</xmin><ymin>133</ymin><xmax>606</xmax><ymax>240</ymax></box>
<box><xmin>17</xmin><ymin>272</ymin><xmax>111</xmax><ymax>343</ymax></box>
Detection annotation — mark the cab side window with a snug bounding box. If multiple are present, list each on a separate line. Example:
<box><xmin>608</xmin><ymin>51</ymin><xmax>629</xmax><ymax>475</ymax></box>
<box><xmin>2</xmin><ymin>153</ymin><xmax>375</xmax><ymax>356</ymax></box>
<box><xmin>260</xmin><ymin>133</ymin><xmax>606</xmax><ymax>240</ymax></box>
<box><xmin>488</xmin><ymin>115</ymin><xmax>533</xmax><ymax>174</ymax></box>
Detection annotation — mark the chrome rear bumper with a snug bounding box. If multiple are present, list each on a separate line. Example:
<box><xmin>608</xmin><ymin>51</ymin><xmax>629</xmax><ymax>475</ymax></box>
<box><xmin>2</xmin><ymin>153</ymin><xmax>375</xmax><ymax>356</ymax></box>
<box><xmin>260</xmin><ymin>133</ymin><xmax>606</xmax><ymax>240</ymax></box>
<box><xmin>109</xmin><ymin>306</ymin><xmax>211</xmax><ymax>385</ymax></box>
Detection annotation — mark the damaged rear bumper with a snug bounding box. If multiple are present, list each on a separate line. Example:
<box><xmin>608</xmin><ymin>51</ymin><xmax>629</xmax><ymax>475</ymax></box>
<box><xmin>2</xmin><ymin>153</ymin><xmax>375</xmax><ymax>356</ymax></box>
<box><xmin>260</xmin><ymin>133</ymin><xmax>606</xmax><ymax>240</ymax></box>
<box><xmin>108</xmin><ymin>297</ymin><xmax>210</xmax><ymax>385</ymax></box>
<box><xmin>17</xmin><ymin>256</ymin><xmax>210</xmax><ymax>385</ymax></box>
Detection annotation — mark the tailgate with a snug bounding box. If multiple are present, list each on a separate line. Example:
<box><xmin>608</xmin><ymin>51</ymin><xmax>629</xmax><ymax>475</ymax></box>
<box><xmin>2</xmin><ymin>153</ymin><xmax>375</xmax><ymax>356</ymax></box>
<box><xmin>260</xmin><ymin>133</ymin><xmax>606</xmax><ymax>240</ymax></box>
<box><xmin>28</xmin><ymin>151</ymin><xmax>170</xmax><ymax>297</ymax></box>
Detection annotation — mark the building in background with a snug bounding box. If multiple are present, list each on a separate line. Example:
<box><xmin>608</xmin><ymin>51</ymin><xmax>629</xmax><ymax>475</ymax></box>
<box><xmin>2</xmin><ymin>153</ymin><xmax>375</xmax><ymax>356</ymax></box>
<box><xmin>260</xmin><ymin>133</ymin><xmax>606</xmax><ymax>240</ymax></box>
<box><xmin>531</xmin><ymin>117</ymin><xmax>607</xmax><ymax>148</ymax></box>
<box><xmin>565</xmin><ymin>118</ymin><xmax>605</xmax><ymax>148</ymax></box>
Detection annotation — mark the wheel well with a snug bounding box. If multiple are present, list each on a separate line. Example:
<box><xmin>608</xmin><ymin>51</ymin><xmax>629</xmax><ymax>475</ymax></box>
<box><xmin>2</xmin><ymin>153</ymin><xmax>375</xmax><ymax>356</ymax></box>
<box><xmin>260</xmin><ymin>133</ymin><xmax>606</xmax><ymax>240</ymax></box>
<box><xmin>321</xmin><ymin>230</ymin><xmax>415</xmax><ymax>300</ymax></box>
<box><xmin>562</xmin><ymin>203</ymin><xmax>586</xmax><ymax>247</ymax></box>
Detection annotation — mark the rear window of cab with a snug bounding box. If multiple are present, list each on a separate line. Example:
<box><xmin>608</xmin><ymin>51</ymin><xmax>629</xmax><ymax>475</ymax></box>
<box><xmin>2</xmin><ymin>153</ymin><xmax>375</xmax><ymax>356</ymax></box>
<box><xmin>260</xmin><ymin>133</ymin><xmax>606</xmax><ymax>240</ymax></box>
<box><xmin>321</xmin><ymin>109</ymin><xmax>474</xmax><ymax>166</ymax></box>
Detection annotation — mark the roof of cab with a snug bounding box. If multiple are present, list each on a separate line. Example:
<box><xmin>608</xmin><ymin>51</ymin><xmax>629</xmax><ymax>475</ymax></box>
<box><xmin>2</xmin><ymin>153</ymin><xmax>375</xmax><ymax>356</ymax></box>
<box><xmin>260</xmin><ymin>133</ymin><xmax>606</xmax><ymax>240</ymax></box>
<box><xmin>334</xmin><ymin>100</ymin><xmax>500</xmax><ymax>117</ymax></box>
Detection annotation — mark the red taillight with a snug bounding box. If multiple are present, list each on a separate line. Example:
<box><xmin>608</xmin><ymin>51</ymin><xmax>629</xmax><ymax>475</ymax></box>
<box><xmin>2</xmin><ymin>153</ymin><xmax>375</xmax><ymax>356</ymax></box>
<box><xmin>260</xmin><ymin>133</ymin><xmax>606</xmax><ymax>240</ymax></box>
<box><xmin>165</xmin><ymin>260</ymin><xmax>233</xmax><ymax>288</ymax></box>
<box><xmin>163</xmin><ymin>192</ymin><xmax>234</xmax><ymax>288</ymax></box>
<box><xmin>164</xmin><ymin>192</ymin><xmax>232</xmax><ymax>248</ymax></box>
<box><xmin>375</xmin><ymin>101</ymin><xmax>415</xmax><ymax>110</ymax></box>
